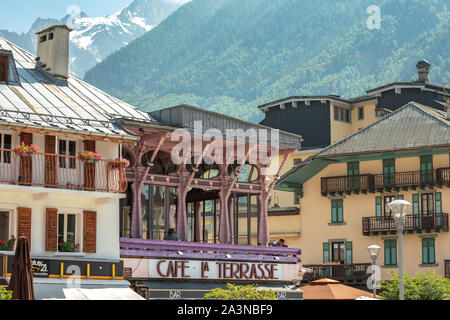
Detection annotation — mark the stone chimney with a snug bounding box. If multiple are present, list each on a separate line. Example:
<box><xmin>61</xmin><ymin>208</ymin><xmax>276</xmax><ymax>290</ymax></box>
<box><xmin>416</xmin><ymin>59</ymin><xmax>431</xmax><ymax>83</ymax></box>
<box><xmin>36</xmin><ymin>25</ymin><xmax>72</xmax><ymax>78</ymax></box>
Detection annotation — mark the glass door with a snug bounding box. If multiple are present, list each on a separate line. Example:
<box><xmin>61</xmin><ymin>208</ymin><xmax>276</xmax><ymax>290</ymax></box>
<box><xmin>421</xmin><ymin>193</ymin><xmax>434</xmax><ymax>228</ymax></box>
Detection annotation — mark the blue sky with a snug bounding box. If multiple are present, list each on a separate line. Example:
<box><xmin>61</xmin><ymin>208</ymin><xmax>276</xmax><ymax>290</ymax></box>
<box><xmin>0</xmin><ymin>0</ymin><xmax>133</xmax><ymax>33</ymax></box>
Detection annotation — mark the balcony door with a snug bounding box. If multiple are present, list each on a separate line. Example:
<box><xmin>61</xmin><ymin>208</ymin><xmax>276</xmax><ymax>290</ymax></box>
<box><xmin>421</xmin><ymin>193</ymin><xmax>434</xmax><ymax>228</ymax></box>
<box><xmin>58</xmin><ymin>139</ymin><xmax>78</xmax><ymax>187</ymax></box>
<box><xmin>0</xmin><ymin>133</ymin><xmax>12</xmax><ymax>182</ymax></box>
<box><xmin>331</xmin><ymin>241</ymin><xmax>345</xmax><ymax>264</ymax></box>
<box><xmin>420</xmin><ymin>155</ymin><xmax>433</xmax><ymax>184</ymax></box>
<box><xmin>347</xmin><ymin>161</ymin><xmax>359</xmax><ymax>190</ymax></box>
<box><xmin>383</xmin><ymin>159</ymin><xmax>395</xmax><ymax>187</ymax></box>
<box><xmin>383</xmin><ymin>195</ymin><xmax>396</xmax><ymax>218</ymax></box>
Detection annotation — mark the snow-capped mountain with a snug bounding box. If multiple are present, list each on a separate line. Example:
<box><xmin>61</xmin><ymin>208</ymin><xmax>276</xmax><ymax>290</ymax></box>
<box><xmin>0</xmin><ymin>0</ymin><xmax>188</xmax><ymax>77</ymax></box>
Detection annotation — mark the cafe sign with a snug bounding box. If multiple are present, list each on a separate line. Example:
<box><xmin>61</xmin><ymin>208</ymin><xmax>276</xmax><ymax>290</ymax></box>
<box><xmin>149</xmin><ymin>259</ymin><xmax>282</xmax><ymax>281</ymax></box>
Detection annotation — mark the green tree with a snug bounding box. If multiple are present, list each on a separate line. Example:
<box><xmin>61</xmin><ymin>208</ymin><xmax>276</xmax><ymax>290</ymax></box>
<box><xmin>204</xmin><ymin>283</ymin><xmax>277</xmax><ymax>300</ymax></box>
<box><xmin>0</xmin><ymin>287</ymin><xmax>12</xmax><ymax>300</ymax></box>
<box><xmin>380</xmin><ymin>270</ymin><xmax>450</xmax><ymax>300</ymax></box>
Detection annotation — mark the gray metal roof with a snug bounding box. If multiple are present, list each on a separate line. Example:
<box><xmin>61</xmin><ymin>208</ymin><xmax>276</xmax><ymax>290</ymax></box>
<box><xmin>150</xmin><ymin>104</ymin><xmax>303</xmax><ymax>149</ymax></box>
<box><xmin>315</xmin><ymin>101</ymin><xmax>450</xmax><ymax>158</ymax></box>
<box><xmin>0</xmin><ymin>36</ymin><xmax>152</xmax><ymax>140</ymax></box>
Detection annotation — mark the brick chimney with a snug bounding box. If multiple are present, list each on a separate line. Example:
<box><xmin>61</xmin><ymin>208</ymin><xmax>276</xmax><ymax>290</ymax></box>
<box><xmin>416</xmin><ymin>59</ymin><xmax>431</xmax><ymax>83</ymax></box>
<box><xmin>36</xmin><ymin>25</ymin><xmax>72</xmax><ymax>78</ymax></box>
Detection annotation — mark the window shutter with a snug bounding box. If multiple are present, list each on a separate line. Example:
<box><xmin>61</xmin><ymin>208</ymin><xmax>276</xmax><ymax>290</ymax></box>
<box><xmin>429</xmin><ymin>238</ymin><xmax>435</xmax><ymax>264</ymax></box>
<box><xmin>375</xmin><ymin>196</ymin><xmax>382</xmax><ymax>219</ymax></box>
<box><xmin>345</xmin><ymin>241</ymin><xmax>353</xmax><ymax>264</ymax></box>
<box><xmin>331</xmin><ymin>200</ymin><xmax>337</xmax><ymax>222</ymax></box>
<box><xmin>435</xmin><ymin>192</ymin><xmax>442</xmax><ymax>213</ymax></box>
<box><xmin>338</xmin><ymin>200</ymin><xmax>343</xmax><ymax>222</ymax></box>
<box><xmin>412</xmin><ymin>194</ymin><xmax>419</xmax><ymax>214</ymax></box>
<box><xmin>323</xmin><ymin>242</ymin><xmax>330</xmax><ymax>263</ymax></box>
<box><xmin>84</xmin><ymin>140</ymin><xmax>96</xmax><ymax>152</ymax></box>
<box><xmin>17</xmin><ymin>207</ymin><xmax>32</xmax><ymax>244</ymax></box>
<box><xmin>19</xmin><ymin>133</ymin><xmax>33</xmax><ymax>184</ymax></box>
<box><xmin>83</xmin><ymin>210</ymin><xmax>97</xmax><ymax>253</ymax></box>
<box><xmin>45</xmin><ymin>208</ymin><xmax>58</xmax><ymax>251</ymax></box>
<box><xmin>20</xmin><ymin>132</ymin><xmax>33</xmax><ymax>145</ymax></box>
<box><xmin>422</xmin><ymin>238</ymin><xmax>428</xmax><ymax>264</ymax></box>
<box><xmin>45</xmin><ymin>136</ymin><xmax>57</xmax><ymax>186</ymax></box>
<box><xmin>83</xmin><ymin>140</ymin><xmax>96</xmax><ymax>190</ymax></box>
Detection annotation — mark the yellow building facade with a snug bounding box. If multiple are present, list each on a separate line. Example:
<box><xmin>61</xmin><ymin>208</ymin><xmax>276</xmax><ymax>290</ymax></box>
<box><xmin>276</xmin><ymin>102</ymin><xmax>450</xmax><ymax>281</ymax></box>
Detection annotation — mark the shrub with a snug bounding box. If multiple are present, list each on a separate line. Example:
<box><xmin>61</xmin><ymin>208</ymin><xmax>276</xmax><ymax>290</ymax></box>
<box><xmin>204</xmin><ymin>283</ymin><xmax>277</xmax><ymax>300</ymax></box>
<box><xmin>380</xmin><ymin>270</ymin><xmax>450</xmax><ymax>300</ymax></box>
<box><xmin>0</xmin><ymin>287</ymin><xmax>12</xmax><ymax>300</ymax></box>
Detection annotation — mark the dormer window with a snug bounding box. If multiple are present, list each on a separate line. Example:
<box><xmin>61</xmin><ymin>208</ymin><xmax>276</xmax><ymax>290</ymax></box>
<box><xmin>49</xmin><ymin>33</ymin><xmax>54</xmax><ymax>40</ymax></box>
<box><xmin>0</xmin><ymin>54</ymin><xmax>8</xmax><ymax>83</ymax></box>
<box><xmin>0</xmin><ymin>50</ymin><xmax>20</xmax><ymax>84</ymax></box>
<box><xmin>40</xmin><ymin>35</ymin><xmax>47</xmax><ymax>43</ymax></box>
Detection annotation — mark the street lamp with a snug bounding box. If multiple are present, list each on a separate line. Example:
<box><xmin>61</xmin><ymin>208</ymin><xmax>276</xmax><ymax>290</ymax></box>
<box><xmin>368</xmin><ymin>244</ymin><xmax>380</xmax><ymax>299</ymax></box>
<box><xmin>387</xmin><ymin>199</ymin><xmax>412</xmax><ymax>300</ymax></box>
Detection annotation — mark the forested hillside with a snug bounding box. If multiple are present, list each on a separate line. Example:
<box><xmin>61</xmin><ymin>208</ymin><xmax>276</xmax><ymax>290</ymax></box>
<box><xmin>84</xmin><ymin>0</ymin><xmax>450</xmax><ymax>123</ymax></box>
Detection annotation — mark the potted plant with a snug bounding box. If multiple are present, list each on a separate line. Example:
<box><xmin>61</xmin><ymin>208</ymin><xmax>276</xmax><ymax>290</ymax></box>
<box><xmin>0</xmin><ymin>235</ymin><xmax>15</xmax><ymax>251</ymax></box>
<box><xmin>58</xmin><ymin>241</ymin><xmax>80</xmax><ymax>252</ymax></box>
<box><xmin>79</xmin><ymin>151</ymin><xmax>102</xmax><ymax>164</ymax></box>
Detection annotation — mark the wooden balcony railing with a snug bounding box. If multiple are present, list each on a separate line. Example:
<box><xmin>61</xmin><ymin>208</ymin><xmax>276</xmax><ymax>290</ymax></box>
<box><xmin>302</xmin><ymin>263</ymin><xmax>371</xmax><ymax>283</ymax></box>
<box><xmin>0</xmin><ymin>148</ymin><xmax>127</xmax><ymax>193</ymax></box>
<box><xmin>362</xmin><ymin>212</ymin><xmax>449</xmax><ymax>234</ymax></box>
<box><xmin>445</xmin><ymin>260</ymin><xmax>450</xmax><ymax>278</ymax></box>
<box><xmin>120</xmin><ymin>238</ymin><xmax>301</xmax><ymax>264</ymax></box>
<box><xmin>321</xmin><ymin>168</ymin><xmax>450</xmax><ymax>194</ymax></box>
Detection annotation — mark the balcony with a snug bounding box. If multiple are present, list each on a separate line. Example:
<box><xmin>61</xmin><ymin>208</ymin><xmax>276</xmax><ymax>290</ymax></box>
<box><xmin>321</xmin><ymin>168</ymin><xmax>450</xmax><ymax>195</ymax></box>
<box><xmin>362</xmin><ymin>212</ymin><xmax>449</xmax><ymax>235</ymax></box>
<box><xmin>0</xmin><ymin>148</ymin><xmax>127</xmax><ymax>193</ymax></box>
<box><xmin>302</xmin><ymin>263</ymin><xmax>371</xmax><ymax>283</ymax></box>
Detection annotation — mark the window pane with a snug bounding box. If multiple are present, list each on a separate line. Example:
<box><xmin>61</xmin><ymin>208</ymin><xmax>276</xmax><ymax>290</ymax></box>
<box><xmin>0</xmin><ymin>211</ymin><xmax>9</xmax><ymax>241</ymax></box>
<box><xmin>58</xmin><ymin>214</ymin><xmax>65</xmax><ymax>244</ymax></box>
<box><xmin>67</xmin><ymin>214</ymin><xmax>76</xmax><ymax>243</ymax></box>
<box><xmin>68</xmin><ymin>141</ymin><xmax>76</xmax><ymax>169</ymax></box>
<box><xmin>59</xmin><ymin>140</ymin><xmax>66</xmax><ymax>168</ymax></box>
<box><xmin>3</xmin><ymin>134</ymin><xmax>11</xmax><ymax>164</ymax></box>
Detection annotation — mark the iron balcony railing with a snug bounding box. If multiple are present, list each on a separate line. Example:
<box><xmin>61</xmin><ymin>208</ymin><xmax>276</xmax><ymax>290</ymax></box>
<box><xmin>321</xmin><ymin>168</ymin><xmax>450</xmax><ymax>194</ymax></box>
<box><xmin>362</xmin><ymin>212</ymin><xmax>448</xmax><ymax>234</ymax></box>
<box><xmin>302</xmin><ymin>263</ymin><xmax>371</xmax><ymax>283</ymax></box>
<box><xmin>0</xmin><ymin>148</ymin><xmax>127</xmax><ymax>193</ymax></box>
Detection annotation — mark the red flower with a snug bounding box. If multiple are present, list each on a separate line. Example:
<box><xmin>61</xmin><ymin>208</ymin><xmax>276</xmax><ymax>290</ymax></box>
<box><xmin>11</xmin><ymin>235</ymin><xmax>14</xmax><ymax>238</ymax></box>
<box><xmin>10</xmin><ymin>243</ymin><xmax>13</xmax><ymax>247</ymax></box>
<box><xmin>0</xmin><ymin>240</ymin><xmax>4</xmax><ymax>244</ymax></box>
<box><xmin>59</xmin><ymin>242</ymin><xmax>62</xmax><ymax>246</ymax></box>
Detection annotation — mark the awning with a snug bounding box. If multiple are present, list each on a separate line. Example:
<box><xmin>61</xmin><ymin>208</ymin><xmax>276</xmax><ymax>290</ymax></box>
<box><xmin>138</xmin><ymin>280</ymin><xmax>302</xmax><ymax>300</ymax></box>
<box><xmin>31</xmin><ymin>278</ymin><xmax>143</xmax><ymax>300</ymax></box>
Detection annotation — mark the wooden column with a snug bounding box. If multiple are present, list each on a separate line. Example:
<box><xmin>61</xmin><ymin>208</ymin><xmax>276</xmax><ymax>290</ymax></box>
<box><xmin>130</xmin><ymin>181</ymin><xmax>144</xmax><ymax>238</ymax></box>
<box><xmin>176</xmin><ymin>182</ymin><xmax>188</xmax><ymax>241</ymax></box>
<box><xmin>193</xmin><ymin>201</ymin><xmax>202</xmax><ymax>242</ymax></box>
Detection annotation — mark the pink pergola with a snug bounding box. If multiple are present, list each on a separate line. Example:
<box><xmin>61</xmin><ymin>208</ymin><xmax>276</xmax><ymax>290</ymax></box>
<box><xmin>120</xmin><ymin>105</ymin><xmax>302</xmax><ymax>246</ymax></box>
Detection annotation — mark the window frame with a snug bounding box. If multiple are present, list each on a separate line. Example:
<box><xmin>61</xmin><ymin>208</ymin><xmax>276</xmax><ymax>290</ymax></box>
<box><xmin>0</xmin><ymin>133</ymin><xmax>13</xmax><ymax>164</ymax></box>
<box><xmin>384</xmin><ymin>239</ymin><xmax>397</xmax><ymax>266</ymax></box>
<box><xmin>58</xmin><ymin>139</ymin><xmax>77</xmax><ymax>169</ymax></box>
<box><xmin>0</xmin><ymin>210</ymin><xmax>11</xmax><ymax>243</ymax></box>
<box><xmin>358</xmin><ymin>106</ymin><xmax>364</xmax><ymax>120</ymax></box>
<box><xmin>331</xmin><ymin>199</ymin><xmax>344</xmax><ymax>223</ymax></box>
<box><xmin>421</xmin><ymin>237</ymin><xmax>436</xmax><ymax>265</ymax></box>
<box><xmin>57</xmin><ymin>211</ymin><xmax>82</xmax><ymax>252</ymax></box>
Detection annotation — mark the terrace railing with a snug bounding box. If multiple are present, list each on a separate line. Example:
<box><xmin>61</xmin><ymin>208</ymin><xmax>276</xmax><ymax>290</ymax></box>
<box><xmin>302</xmin><ymin>263</ymin><xmax>371</xmax><ymax>283</ymax></box>
<box><xmin>362</xmin><ymin>212</ymin><xmax>448</xmax><ymax>234</ymax></box>
<box><xmin>321</xmin><ymin>168</ymin><xmax>450</xmax><ymax>194</ymax></box>
<box><xmin>0</xmin><ymin>148</ymin><xmax>127</xmax><ymax>193</ymax></box>
<box><xmin>120</xmin><ymin>238</ymin><xmax>301</xmax><ymax>264</ymax></box>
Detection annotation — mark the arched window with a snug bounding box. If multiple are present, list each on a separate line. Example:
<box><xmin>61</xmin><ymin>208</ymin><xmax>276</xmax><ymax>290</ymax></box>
<box><xmin>227</xmin><ymin>162</ymin><xmax>259</xmax><ymax>182</ymax></box>
<box><xmin>141</xmin><ymin>151</ymin><xmax>178</xmax><ymax>175</ymax></box>
<box><xmin>186</xmin><ymin>158</ymin><xmax>220</xmax><ymax>179</ymax></box>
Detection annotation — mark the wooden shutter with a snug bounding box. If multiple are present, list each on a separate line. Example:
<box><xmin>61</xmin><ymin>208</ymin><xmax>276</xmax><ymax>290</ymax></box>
<box><xmin>17</xmin><ymin>207</ymin><xmax>32</xmax><ymax>244</ymax></box>
<box><xmin>83</xmin><ymin>210</ymin><xmax>97</xmax><ymax>253</ymax></box>
<box><xmin>375</xmin><ymin>196</ymin><xmax>382</xmax><ymax>219</ymax></box>
<box><xmin>19</xmin><ymin>132</ymin><xmax>33</xmax><ymax>184</ymax></box>
<box><xmin>0</xmin><ymin>54</ymin><xmax>8</xmax><ymax>82</ymax></box>
<box><xmin>345</xmin><ymin>241</ymin><xmax>353</xmax><ymax>264</ymax></box>
<box><xmin>83</xmin><ymin>140</ymin><xmax>96</xmax><ymax>190</ymax></box>
<box><xmin>45</xmin><ymin>208</ymin><xmax>58</xmax><ymax>251</ymax></box>
<box><xmin>422</xmin><ymin>238</ymin><xmax>435</xmax><ymax>264</ymax></box>
<box><xmin>45</xmin><ymin>135</ymin><xmax>57</xmax><ymax>186</ymax></box>
<box><xmin>337</xmin><ymin>199</ymin><xmax>343</xmax><ymax>222</ymax></box>
<box><xmin>323</xmin><ymin>242</ymin><xmax>330</xmax><ymax>263</ymax></box>
<box><xmin>331</xmin><ymin>200</ymin><xmax>337</xmax><ymax>222</ymax></box>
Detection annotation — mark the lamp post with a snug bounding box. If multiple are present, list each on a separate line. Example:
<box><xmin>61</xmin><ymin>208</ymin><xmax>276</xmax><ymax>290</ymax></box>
<box><xmin>368</xmin><ymin>244</ymin><xmax>381</xmax><ymax>299</ymax></box>
<box><xmin>387</xmin><ymin>199</ymin><xmax>412</xmax><ymax>300</ymax></box>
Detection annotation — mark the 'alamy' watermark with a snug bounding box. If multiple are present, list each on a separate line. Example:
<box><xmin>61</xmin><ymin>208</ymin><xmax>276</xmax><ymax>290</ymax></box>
<box><xmin>170</xmin><ymin>121</ymin><xmax>280</xmax><ymax>176</ymax></box>
<box><xmin>366</xmin><ymin>5</ymin><xmax>381</xmax><ymax>30</ymax></box>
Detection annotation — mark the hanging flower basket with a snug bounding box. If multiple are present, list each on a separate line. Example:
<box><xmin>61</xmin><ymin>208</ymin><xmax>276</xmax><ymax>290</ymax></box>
<box><xmin>15</xmin><ymin>142</ymin><xmax>39</xmax><ymax>157</ymax></box>
<box><xmin>112</xmin><ymin>158</ymin><xmax>130</xmax><ymax>169</ymax></box>
<box><xmin>79</xmin><ymin>151</ymin><xmax>102</xmax><ymax>163</ymax></box>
